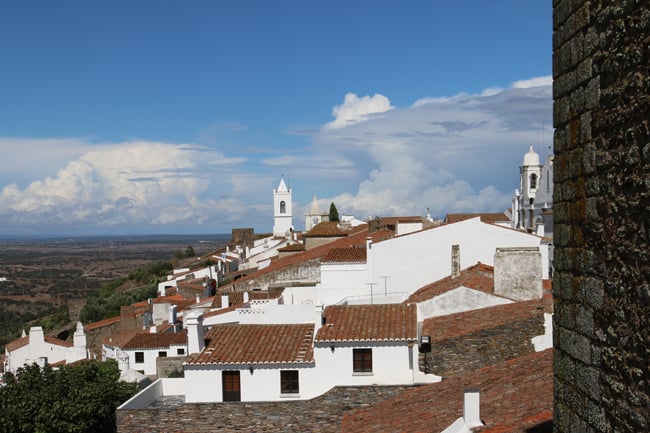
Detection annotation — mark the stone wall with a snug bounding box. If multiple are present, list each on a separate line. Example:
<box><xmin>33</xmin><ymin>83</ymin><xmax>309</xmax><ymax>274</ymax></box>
<box><xmin>117</xmin><ymin>385</ymin><xmax>413</xmax><ymax>433</ymax></box>
<box><xmin>231</xmin><ymin>258</ymin><xmax>321</xmax><ymax>292</ymax></box>
<box><xmin>553</xmin><ymin>1</ymin><xmax>649</xmax><ymax>432</ymax></box>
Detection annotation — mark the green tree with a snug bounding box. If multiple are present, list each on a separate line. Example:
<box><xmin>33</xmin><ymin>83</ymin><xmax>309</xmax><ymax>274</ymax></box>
<box><xmin>0</xmin><ymin>360</ymin><xmax>136</xmax><ymax>433</ymax></box>
<box><xmin>329</xmin><ymin>202</ymin><xmax>340</xmax><ymax>222</ymax></box>
<box><xmin>185</xmin><ymin>246</ymin><xmax>196</xmax><ymax>257</ymax></box>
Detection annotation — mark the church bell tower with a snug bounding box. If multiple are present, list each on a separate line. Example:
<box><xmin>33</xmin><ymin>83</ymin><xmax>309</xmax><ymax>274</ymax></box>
<box><xmin>273</xmin><ymin>176</ymin><xmax>293</xmax><ymax>237</ymax></box>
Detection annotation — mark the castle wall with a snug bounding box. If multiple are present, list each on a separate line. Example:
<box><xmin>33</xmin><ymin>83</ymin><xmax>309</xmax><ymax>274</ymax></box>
<box><xmin>553</xmin><ymin>1</ymin><xmax>649</xmax><ymax>432</ymax></box>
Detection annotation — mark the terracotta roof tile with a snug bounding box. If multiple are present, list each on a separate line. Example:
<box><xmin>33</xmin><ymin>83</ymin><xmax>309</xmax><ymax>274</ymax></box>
<box><xmin>84</xmin><ymin>316</ymin><xmax>122</xmax><ymax>330</ymax></box>
<box><xmin>277</xmin><ymin>243</ymin><xmax>306</xmax><ymax>252</ymax></box>
<box><xmin>303</xmin><ymin>221</ymin><xmax>354</xmax><ymax>237</ymax></box>
<box><xmin>5</xmin><ymin>334</ymin><xmax>73</xmax><ymax>352</ymax></box>
<box><xmin>421</xmin><ymin>299</ymin><xmax>545</xmax><ymax>343</ymax></box>
<box><xmin>405</xmin><ymin>262</ymin><xmax>495</xmax><ymax>304</ymax></box>
<box><xmin>444</xmin><ymin>213</ymin><xmax>510</xmax><ymax>224</ymax></box>
<box><xmin>341</xmin><ymin>349</ymin><xmax>553</xmax><ymax>433</ymax></box>
<box><xmin>322</xmin><ymin>247</ymin><xmax>367</xmax><ymax>264</ymax></box>
<box><xmin>187</xmin><ymin>324</ymin><xmax>315</xmax><ymax>365</ymax></box>
<box><xmin>218</xmin><ymin>226</ymin><xmax>393</xmax><ymax>289</ymax></box>
<box><xmin>315</xmin><ymin>304</ymin><xmax>417</xmax><ymax>342</ymax></box>
<box><xmin>104</xmin><ymin>330</ymin><xmax>187</xmax><ymax>350</ymax></box>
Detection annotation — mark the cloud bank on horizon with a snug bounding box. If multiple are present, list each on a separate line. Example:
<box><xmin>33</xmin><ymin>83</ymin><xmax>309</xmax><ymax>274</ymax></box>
<box><xmin>0</xmin><ymin>76</ymin><xmax>552</xmax><ymax>235</ymax></box>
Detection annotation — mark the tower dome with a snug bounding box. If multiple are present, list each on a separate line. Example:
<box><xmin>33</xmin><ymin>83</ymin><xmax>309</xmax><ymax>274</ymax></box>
<box><xmin>523</xmin><ymin>144</ymin><xmax>540</xmax><ymax>166</ymax></box>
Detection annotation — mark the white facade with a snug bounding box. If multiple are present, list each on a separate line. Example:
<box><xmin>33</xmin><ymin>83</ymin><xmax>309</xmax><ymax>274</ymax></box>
<box><xmin>273</xmin><ymin>177</ymin><xmax>293</xmax><ymax>237</ymax></box>
<box><xmin>416</xmin><ymin>287</ymin><xmax>513</xmax><ymax>321</ymax></box>
<box><xmin>4</xmin><ymin>324</ymin><xmax>88</xmax><ymax>374</ymax></box>
<box><xmin>368</xmin><ymin>217</ymin><xmax>549</xmax><ymax>298</ymax></box>
<box><xmin>183</xmin><ymin>341</ymin><xmax>437</xmax><ymax>403</ymax></box>
<box><xmin>512</xmin><ymin>145</ymin><xmax>554</xmax><ymax>232</ymax></box>
<box><xmin>304</xmin><ymin>196</ymin><xmax>329</xmax><ymax>232</ymax></box>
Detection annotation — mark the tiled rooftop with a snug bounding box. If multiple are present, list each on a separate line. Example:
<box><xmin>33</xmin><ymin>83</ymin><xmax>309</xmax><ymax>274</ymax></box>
<box><xmin>322</xmin><ymin>247</ymin><xmax>367</xmax><ymax>264</ymax></box>
<box><xmin>187</xmin><ymin>324</ymin><xmax>315</xmax><ymax>365</ymax></box>
<box><xmin>303</xmin><ymin>221</ymin><xmax>358</xmax><ymax>237</ymax></box>
<box><xmin>217</xmin><ymin>226</ymin><xmax>393</xmax><ymax>290</ymax></box>
<box><xmin>5</xmin><ymin>334</ymin><xmax>73</xmax><ymax>352</ymax></box>
<box><xmin>340</xmin><ymin>349</ymin><xmax>553</xmax><ymax>433</ymax></box>
<box><xmin>103</xmin><ymin>329</ymin><xmax>187</xmax><ymax>350</ymax></box>
<box><xmin>421</xmin><ymin>299</ymin><xmax>545</xmax><ymax>343</ymax></box>
<box><xmin>315</xmin><ymin>304</ymin><xmax>417</xmax><ymax>343</ymax></box>
<box><xmin>444</xmin><ymin>212</ymin><xmax>510</xmax><ymax>224</ymax></box>
<box><xmin>405</xmin><ymin>262</ymin><xmax>495</xmax><ymax>304</ymax></box>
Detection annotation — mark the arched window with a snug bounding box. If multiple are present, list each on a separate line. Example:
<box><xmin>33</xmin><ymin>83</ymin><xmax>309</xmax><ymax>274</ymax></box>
<box><xmin>280</xmin><ymin>201</ymin><xmax>286</xmax><ymax>214</ymax></box>
<box><xmin>530</xmin><ymin>173</ymin><xmax>537</xmax><ymax>189</ymax></box>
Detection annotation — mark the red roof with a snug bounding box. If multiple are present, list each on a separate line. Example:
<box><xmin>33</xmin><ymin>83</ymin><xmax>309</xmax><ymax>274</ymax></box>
<box><xmin>444</xmin><ymin>213</ymin><xmax>510</xmax><ymax>224</ymax></box>
<box><xmin>341</xmin><ymin>349</ymin><xmax>553</xmax><ymax>433</ymax></box>
<box><xmin>421</xmin><ymin>299</ymin><xmax>545</xmax><ymax>343</ymax></box>
<box><xmin>405</xmin><ymin>262</ymin><xmax>495</xmax><ymax>304</ymax></box>
<box><xmin>5</xmin><ymin>334</ymin><xmax>73</xmax><ymax>352</ymax></box>
<box><xmin>315</xmin><ymin>304</ymin><xmax>417</xmax><ymax>343</ymax></box>
<box><xmin>104</xmin><ymin>330</ymin><xmax>187</xmax><ymax>350</ymax></box>
<box><xmin>187</xmin><ymin>324</ymin><xmax>315</xmax><ymax>365</ymax></box>
<box><xmin>303</xmin><ymin>221</ymin><xmax>356</xmax><ymax>237</ymax></box>
<box><xmin>322</xmin><ymin>247</ymin><xmax>367</xmax><ymax>264</ymax></box>
<box><xmin>218</xmin><ymin>226</ymin><xmax>393</xmax><ymax>290</ymax></box>
<box><xmin>84</xmin><ymin>316</ymin><xmax>122</xmax><ymax>330</ymax></box>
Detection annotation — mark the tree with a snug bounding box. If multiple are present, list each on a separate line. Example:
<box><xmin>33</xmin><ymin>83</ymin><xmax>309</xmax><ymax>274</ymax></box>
<box><xmin>329</xmin><ymin>202</ymin><xmax>340</xmax><ymax>222</ymax></box>
<box><xmin>185</xmin><ymin>246</ymin><xmax>196</xmax><ymax>257</ymax></box>
<box><xmin>0</xmin><ymin>360</ymin><xmax>136</xmax><ymax>433</ymax></box>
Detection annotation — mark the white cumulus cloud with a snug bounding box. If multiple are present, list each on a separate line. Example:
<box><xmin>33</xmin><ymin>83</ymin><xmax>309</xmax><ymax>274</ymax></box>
<box><xmin>310</xmin><ymin>78</ymin><xmax>553</xmax><ymax>221</ymax></box>
<box><xmin>0</xmin><ymin>141</ymin><xmax>251</xmax><ymax>231</ymax></box>
<box><xmin>324</xmin><ymin>93</ymin><xmax>394</xmax><ymax>129</ymax></box>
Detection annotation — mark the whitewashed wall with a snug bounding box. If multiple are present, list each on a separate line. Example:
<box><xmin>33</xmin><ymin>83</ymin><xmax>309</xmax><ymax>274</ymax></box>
<box><xmin>369</xmin><ymin>218</ymin><xmax>549</xmax><ymax>297</ymax></box>
<box><xmin>416</xmin><ymin>287</ymin><xmax>513</xmax><ymax>320</ymax></box>
<box><xmin>183</xmin><ymin>341</ymin><xmax>438</xmax><ymax>403</ymax></box>
<box><xmin>6</xmin><ymin>328</ymin><xmax>74</xmax><ymax>374</ymax></box>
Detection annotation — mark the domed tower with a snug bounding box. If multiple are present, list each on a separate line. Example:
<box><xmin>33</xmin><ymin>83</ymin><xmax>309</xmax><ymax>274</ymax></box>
<box><xmin>515</xmin><ymin>145</ymin><xmax>553</xmax><ymax>233</ymax></box>
<box><xmin>273</xmin><ymin>176</ymin><xmax>293</xmax><ymax>237</ymax></box>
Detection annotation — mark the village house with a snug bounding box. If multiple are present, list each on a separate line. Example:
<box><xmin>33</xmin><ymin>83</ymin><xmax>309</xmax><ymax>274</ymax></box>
<box><xmin>102</xmin><ymin>327</ymin><xmax>188</xmax><ymax>376</ymax></box>
<box><xmin>3</xmin><ymin>322</ymin><xmax>89</xmax><ymax>374</ymax></box>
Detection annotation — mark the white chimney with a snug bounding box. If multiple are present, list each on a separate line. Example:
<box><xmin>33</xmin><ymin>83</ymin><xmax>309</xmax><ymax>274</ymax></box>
<box><xmin>221</xmin><ymin>294</ymin><xmax>230</xmax><ymax>308</ymax></box>
<box><xmin>463</xmin><ymin>388</ymin><xmax>482</xmax><ymax>428</ymax></box>
<box><xmin>243</xmin><ymin>292</ymin><xmax>249</xmax><ymax>303</ymax></box>
<box><xmin>186</xmin><ymin>313</ymin><xmax>205</xmax><ymax>354</ymax></box>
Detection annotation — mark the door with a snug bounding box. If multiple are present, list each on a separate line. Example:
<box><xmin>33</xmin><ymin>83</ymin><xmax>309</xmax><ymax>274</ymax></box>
<box><xmin>222</xmin><ymin>371</ymin><xmax>241</xmax><ymax>402</ymax></box>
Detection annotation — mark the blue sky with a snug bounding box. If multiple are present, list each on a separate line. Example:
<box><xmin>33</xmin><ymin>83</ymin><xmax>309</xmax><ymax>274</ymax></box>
<box><xmin>0</xmin><ymin>1</ymin><xmax>552</xmax><ymax>235</ymax></box>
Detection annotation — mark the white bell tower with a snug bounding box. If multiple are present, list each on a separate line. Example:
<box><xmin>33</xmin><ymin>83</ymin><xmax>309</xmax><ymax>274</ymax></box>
<box><xmin>273</xmin><ymin>176</ymin><xmax>293</xmax><ymax>237</ymax></box>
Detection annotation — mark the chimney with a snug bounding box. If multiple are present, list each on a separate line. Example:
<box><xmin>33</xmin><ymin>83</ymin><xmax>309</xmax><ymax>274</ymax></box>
<box><xmin>73</xmin><ymin>322</ymin><xmax>86</xmax><ymax>349</ymax></box>
<box><xmin>221</xmin><ymin>293</ymin><xmax>230</xmax><ymax>308</ymax></box>
<box><xmin>463</xmin><ymin>388</ymin><xmax>482</xmax><ymax>428</ymax></box>
<box><xmin>243</xmin><ymin>292</ymin><xmax>249</xmax><ymax>303</ymax></box>
<box><xmin>451</xmin><ymin>244</ymin><xmax>461</xmax><ymax>278</ymax></box>
<box><xmin>186</xmin><ymin>313</ymin><xmax>205</xmax><ymax>354</ymax></box>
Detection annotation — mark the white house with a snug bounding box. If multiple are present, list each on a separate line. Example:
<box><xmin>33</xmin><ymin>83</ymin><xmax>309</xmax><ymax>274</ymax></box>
<box><xmin>3</xmin><ymin>323</ymin><xmax>89</xmax><ymax>374</ymax></box>
<box><xmin>103</xmin><ymin>329</ymin><xmax>188</xmax><ymax>376</ymax></box>
<box><xmin>127</xmin><ymin>304</ymin><xmax>438</xmax><ymax>405</ymax></box>
<box><xmin>368</xmin><ymin>217</ymin><xmax>550</xmax><ymax>300</ymax></box>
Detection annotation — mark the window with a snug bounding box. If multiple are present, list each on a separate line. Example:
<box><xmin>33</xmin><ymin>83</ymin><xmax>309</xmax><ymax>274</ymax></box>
<box><xmin>353</xmin><ymin>348</ymin><xmax>372</xmax><ymax>373</ymax></box>
<box><xmin>176</xmin><ymin>348</ymin><xmax>185</xmax><ymax>355</ymax></box>
<box><xmin>158</xmin><ymin>351</ymin><xmax>167</xmax><ymax>358</ymax></box>
<box><xmin>280</xmin><ymin>370</ymin><xmax>299</xmax><ymax>394</ymax></box>
<box><xmin>530</xmin><ymin>173</ymin><xmax>537</xmax><ymax>189</ymax></box>
<box><xmin>135</xmin><ymin>352</ymin><xmax>144</xmax><ymax>363</ymax></box>
<box><xmin>222</xmin><ymin>371</ymin><xmax>241</xmax><ymax>402</ymax></box>
<box><xmin>280</xmin><ymin>200</ymin><xmax>286</xmax><ymax>214</ymax></box>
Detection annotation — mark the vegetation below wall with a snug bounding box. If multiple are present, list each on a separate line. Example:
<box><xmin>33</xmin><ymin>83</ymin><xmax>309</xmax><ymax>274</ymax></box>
<box><xmin>0</xmin><ymin>360</ymin><xmax>137</xmax><ymax>433</ymax></box>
